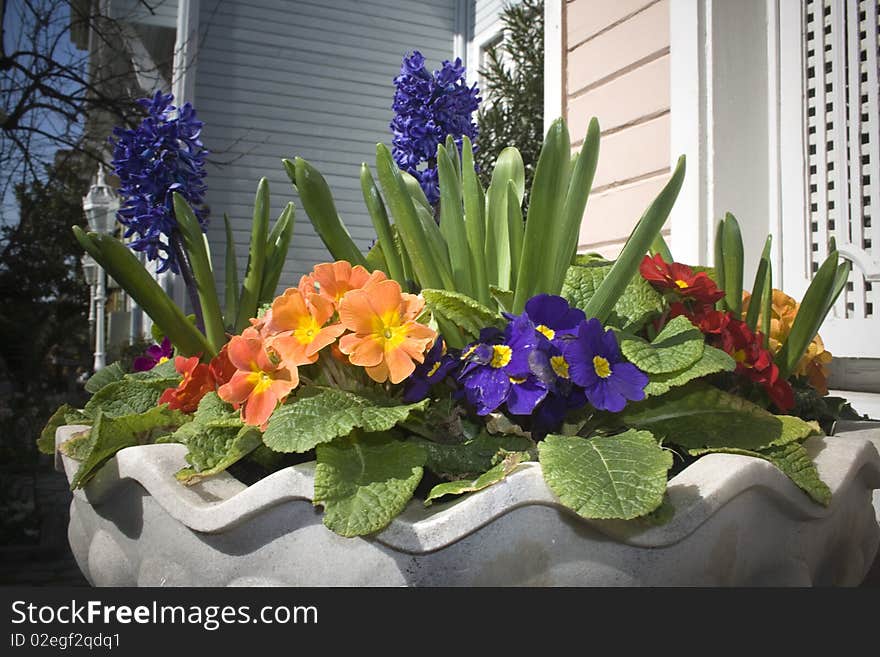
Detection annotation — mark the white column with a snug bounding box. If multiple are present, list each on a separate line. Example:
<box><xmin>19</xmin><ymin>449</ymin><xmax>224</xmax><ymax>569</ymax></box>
<box><xmin>93</xmin><ymin>269</ymin><xmax>106</xmax><ymax>371</ymax></box>
<box><xmin>669</xmin><ymin>0</ymin><xmax>774</xmax><ymax>275</ymax></box>
<box><xmin>543</xmin><ymin>0</ymin><xmax>563</xmax><ymax>135</ymax></box>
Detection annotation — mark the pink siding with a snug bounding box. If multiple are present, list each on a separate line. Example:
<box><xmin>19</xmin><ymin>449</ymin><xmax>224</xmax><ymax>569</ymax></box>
<box><xmin>564</xmin><ymin>0</ymin><xmax>671</xmax><ymax>256</ymax></box>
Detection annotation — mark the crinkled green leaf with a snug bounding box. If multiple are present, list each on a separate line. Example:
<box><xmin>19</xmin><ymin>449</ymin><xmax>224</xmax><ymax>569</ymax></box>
<box><xmin>690</xmin><ymin>441</ymin><xmax>831</xmax><ymax>506</ymax></box>
<box><xmin>70</xmin><ymin>405</ymin><xmax>190</xmax><ymax>489</ymax></box>
<box><xmin>490</xmin><ymin>286</ymin><xmax>515</xmax><ymax>312</ymax></box>
<box><xmin>538</xmin><ymin>430</ymin><xmax>672</xmax><ymax>520</ymax></box>
<box><xmin>165</xmin><ymin>393</ymin><xmax>258</xmax><ymax>484</ymax></box>
<box><xmin>123</xmin><ymin>359</ymin><xmax>180</xmax><ymax>387</ymax></box>
<box><xmin>644</xmin><ymin>345</ymin><xmax>735</xmax><ymax>397</ymax></box>
<box><xmin>37</xmin><ymin>404</ymin><xmax>75</xmax><ymax>455</ymax></box>
<box><xmin>58</xmin><ymin>429</ymin><xmax>92</xmax><ymax>460</ymax></box>
<box><xmin>620</xmin><ymin>316</ymin><xmax>704</xmax><ymax>374</ymax></box>
<box><xmin>622</xmin><ymin>383</ymin><xmax>821</xmax><ymax>450</ymax></box>
<box><xmin>562</xmin><ymin>262</ymin><xmax>664</xmax><ymax>331</ymax></box>
<box><xmin>420</xmin><ymin>288</ymin><xmax>504</xmax><ymax>341</ymax></box>
<box><xmin>84</xmin><ymin>379</ymin><xmax>168</xmax><ymax>418</ymax></box>
<box><xmin>412</xmin><ymin>431</ymin><xmax>535</xmax><ymax>478</ymax></box>
<box><xmin>263</xmin><ymin>387</ymin><xmax>429</xmax><ymax>453</ymax></box>
<box><xmin>84</xmin><ymin>362</ymin><xmax>125</xmax><ymax>393</ymax></box>
<box><xmin>64</xmin><ymin>409</ymin><xmax>91</xmax><ymax>425</ymax></box>
<box><xmin>175</xmin><ymin>425</ymin><xmax>262</xmax><ymax>485</ymax></box>
<box><xmin>314</xmin><ymin>433</ymin><xmax>426</xmax><ymax>537</ymax></box>
<box><xmin>424</xmin><ymin>452</ymin><xmax>526</xmax><ymax>506</ymax></box>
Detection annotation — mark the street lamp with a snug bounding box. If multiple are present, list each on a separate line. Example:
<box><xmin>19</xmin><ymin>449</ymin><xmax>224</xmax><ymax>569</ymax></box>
<box><xmin>81</xmin><ymin>254</ymin><xmax>98</xmax><ymax>345</ymax></box>
<box><xmin>82</xmin><ymin>165</ymin><xmax>119</xmax><ymax>371</ymax></box>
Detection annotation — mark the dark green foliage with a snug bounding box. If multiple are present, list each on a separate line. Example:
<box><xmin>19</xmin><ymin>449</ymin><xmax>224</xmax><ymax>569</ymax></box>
<box><xmin>475</xmin><ymin>0</ymin><xmax>544</xmax><ymax>207</ymax></box>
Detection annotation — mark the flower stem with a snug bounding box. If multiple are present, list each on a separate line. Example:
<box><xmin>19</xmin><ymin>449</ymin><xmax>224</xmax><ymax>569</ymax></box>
<box><xmin>171</xmin><ymin>233</ymin><xmax>206</xmax><ymax>334</ymax></box>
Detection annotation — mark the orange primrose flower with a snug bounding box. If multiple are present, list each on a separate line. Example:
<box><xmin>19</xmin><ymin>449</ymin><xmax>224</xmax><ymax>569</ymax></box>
<box><xmin>265</xmin><ymin>288</ymin><xmax>345</xmax><ymax>366</ymax></box>
<box><xmin>300</xmin><ymin>260</ymin><xmax>387</xmax><ymax>306</ymax></box>
<box><xmin>337</xmin><ymin>279</ymin><xmax>436</xmax><ymax>384</ymax></box>
<box><xmin>159</xmin><ymin>356</ymin><xmax>216</xmax><ymax>413</ymax></box>
<box><xmin>217</xmin><ymin>327</ymin><xmax>299</xmax><ymax>427</ymax></box>
<box><xmin>742</xmin><ymin>288</ymin><xmax>833</xmax><ymax>394</ymax></box>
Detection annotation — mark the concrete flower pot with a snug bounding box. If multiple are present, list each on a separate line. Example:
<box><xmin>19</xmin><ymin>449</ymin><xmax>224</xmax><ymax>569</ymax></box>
<box><xmin>56</xmin><ymin>424</ymin><xmax>880</xmax><ymax>586</ymax></box>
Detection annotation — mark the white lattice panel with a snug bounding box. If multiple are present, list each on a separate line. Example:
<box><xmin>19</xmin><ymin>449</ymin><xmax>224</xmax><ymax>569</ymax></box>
<box><xmin>805</xmin><ymin>0</ymin><xmax>880</xmax><ymax>322</ymax></box>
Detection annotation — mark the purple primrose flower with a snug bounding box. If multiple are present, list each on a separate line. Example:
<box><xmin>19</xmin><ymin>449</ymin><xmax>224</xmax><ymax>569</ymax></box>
<box><xmin>561</xmin><ymin>318</ymin><xmax>649</xmax><ymax>413</ymax></box>
<box><xmin>132</xmin><ymin>337</ymin><xmax>173</xmax><ymax>372</ymax></box>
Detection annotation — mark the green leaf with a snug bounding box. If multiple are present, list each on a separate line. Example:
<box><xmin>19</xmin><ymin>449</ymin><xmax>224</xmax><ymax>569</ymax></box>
<box><xmin>123</xmin><ymin>358</ymin><xmax>179</xmax><ymax>386</ymax></box>
<box><xmin>360</xmin><ymin>164</ymin><xmax>405</xmax><ymax>284</ymax></box>
<box><xmin>234</xmin><ymin>178</ymin><xmax>271</xmax><ymax>332</ymax></box>
<box><xmin>285</xmin><ymin>158</ymin><xmax>368</xmax><ymax>270</ymax></box>
<box><xmin>420</xmin><ymin>288</ymin><xmax>504</xmax><ymax>344</ymax></box>
<box><xmin>538</xmin><ymin>430</ymin><xmax>672</xmax><ymax>520</ymax></box>
<box><xmin>562</xmin><ymin>261</ymin><xmax>664</xmax><ymax>331</ymax></box>
<box><xmin>258</xmin><ymin>202</ymin><xmax>296</xmax><ymax>306</ymax></box>
<box><xmin>437</xmin><ymin>143</ymin><xmax>473</xmax><ymax>296</ymax></box>
<box><xmin>745</xmin><ymin>235</ymin><xmax>772</xmax><ymax>331</ymax></box>
<box><xmin>70</xmin><ymin>406</ymin><xmax>190</xmax><ymax>489</ymax></box>
<box><xmin>514</xmin><ymin>119</ymin><xmax>572</xmax><ymax>311</ymax></box>
<box><xmin>619</xmin><ymin>316</ymin><xmax>704</xmax><ymax>374</ymax></box>
<box><xmin>73</xmin><ymin>227</ymin><xmax>213</xmax><ymax>357</ymax></box>
<box><xmin>582</xmin><ymin>156</ymin><xmax>685</xmax><ymax>322</ymax></box>
<box><xmin>643</xmin><ymin>345</ymin><xmax>735</xmax><ymax>397</ymax></box>
<box><xmin>84</xmin><ymin>362</ymin><xmax>125</xmax><ymax>393</ymax></box>
<box><xmin>551</xmin><ymin>117</ymin><xmax>601</xmax><ymax>294</ymax></box>
<box><xmin>37</xmin><ymin>404</ymin><xmax>76</xmax><ymax>455</ymax></box>
<box><xmin>424</xmin><ymin>453</ymin><xmax>526</xmax><ymax>506</ymax></box>
<box><xmin>223</xmin><ymin>213</ymin><xmax>239</xmax><ymax>329</ymax></box>
<box><xmin>720</xmin><ymin>212</ymin><xmax>744</xmax><ymax>315</ymax></box>
<box><xmin>461</xmin><ymin>135</ymin><xmax>491</xmax><ymax>305</ymax></box>
<box><xmin>176</xmin><ymin>425</ymin><xmax>262</xmax><ymax>485</ymax></box>
<box><xmin>84</xmin><ymin>379</ymin><xmax>167</xmax><ymax>418</ymax></box>
<box><xmin>412</xmin><ymin>431</ymin><xmax>535</xmax><ymax>478</ymax></box>
<box><xmin>622</xmin><ymin>383</ymin><xmax>821</xmax><ymax>450</ymax></box>
<box><xmin>314</xmin><ymin>433</ymin><xmax>426</xmax><ymax>537</ymax></box>
<box><xmin>690</xmin><ymin>442</ymin><xmax>831</xmax><ymax>506</ymax></box>
<box><xmin>490</xmin><ymin>285</ymin><xmax>515</xmax><ymax>312</ymax></box>
<box><xmin>375</xmin><ymin>144</ymin><xmax>445</xmax><ymax>290</ymax></box>
<box><xmin>506</xmin><ymin>181</ymin><xmax>524</xmax><ymax>288</ymax></box>
<box><xmin>58</xmin><ymin>430</ymin><xmax>92</xmax><ymax>461</ymax></box>
<box><xmin>263</xmin><ymin>387</ymin><xmax>429</xmax><ymax>453</ymax></box>
<box><xmin>777</xmin><ymin>249</ymin><xmax>840</xmax><ymax>380</ymax></box>
<box><xmin>485</xmin><ymin>147</ymin><xmax>525</xmax><ymax>290</ymax></box>
<box><xmin>173</xmin><ymin>193</ymin><xmax>226</xmax><ymax>353</ymax></box>
<box><xmin>167</xmin><ymin>392</ymin><xmax>261</xmax><ymax>484</ymax></box>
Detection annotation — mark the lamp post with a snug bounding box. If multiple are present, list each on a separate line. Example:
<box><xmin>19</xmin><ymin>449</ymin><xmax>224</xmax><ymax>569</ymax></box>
<box><xmin>82</xmin><ymin>165</ymin><xmax>119</xmax><ymax>372</ymax></box>
<box><xmin>81</xmin><ymin>254</ymin><xmax>98</xmax><ymax>345</ymax></box>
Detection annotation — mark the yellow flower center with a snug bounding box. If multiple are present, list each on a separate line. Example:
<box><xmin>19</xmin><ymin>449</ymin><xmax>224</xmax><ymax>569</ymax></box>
<box><xmin>509</xmin><ymin>376</ymin><xmax>526</xmax><ymax>384</ymax></box>
<box><xmin>491</xmin><ymin>345</ymin><xmax>512</xmax><ymax>368</ymax></box>
<box><xmin>593</xmin><ymin>355</ymin><xmax>612</xmax><ymax>379</ymax></box>
<box><xmin>551</xmin><ymin>355</ymin><xmax>570</xmax><ymax>379</ymax></box>
<box><xmin>247</xmin><ymin>371</ymin><xmax>273</xmax><ymax>394</ymax></box>
<box><xmin>294</xmin><ymin>317</ymin><xmax>322</xmax><ymax>345</ymax></box>
<box><xmin>733</xmin><ymin>349</ymin><xmax>747</xmax><ymax>364</ymax></box>
<box><xmin>428</xmin><ymin>361</ymin><xmax>442</xmax><ymax>377</ymax></box>
<box><xmin>536</xmin><ymin>324</ymin><xmax>556</xmax><ymax>340</ymax></box>
<box><xmin>674</xmin><ymin>279</ymin><xmax>689</xmax><ymax>289</ymax></box>
<box><xmin>157</xmin><ymin>356</ymin><xmax>170</xmax><ymax>364</ymax></box>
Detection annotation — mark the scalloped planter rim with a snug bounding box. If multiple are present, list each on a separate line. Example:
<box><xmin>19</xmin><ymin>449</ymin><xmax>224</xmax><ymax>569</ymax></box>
<box><xmin>57</xmin><ymin>423</ymin><xmax>880</xmax><ymax>586</ymax></box>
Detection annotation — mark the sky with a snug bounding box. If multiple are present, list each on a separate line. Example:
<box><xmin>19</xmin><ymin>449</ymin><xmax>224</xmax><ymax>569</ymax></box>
<box><xmin>1</xmin><ymin>0</ymin><xmax>88</xmax><ymax>227</ymax></box>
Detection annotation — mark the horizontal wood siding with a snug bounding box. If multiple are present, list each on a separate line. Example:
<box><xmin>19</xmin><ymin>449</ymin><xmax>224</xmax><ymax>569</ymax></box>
<box><xmin>194</xmin><ymin>0</ymin><xmax>457</xmax><ymax>292</ymax></box>
<box><xmin>564</xmin><ymin>0</ymin><xmax>671</xmax><ymax>256</ymax></box>
<box><xmin>475</xmin><ymin>0</ymin><xmax>506</xmax><ymax>37</ymax></box>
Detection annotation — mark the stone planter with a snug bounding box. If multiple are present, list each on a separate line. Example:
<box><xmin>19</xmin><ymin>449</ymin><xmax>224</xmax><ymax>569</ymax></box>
<box><xmin>57</xmin><ymin>424</ymin><xmax>880</xmax><ymax>586</ymax></box>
